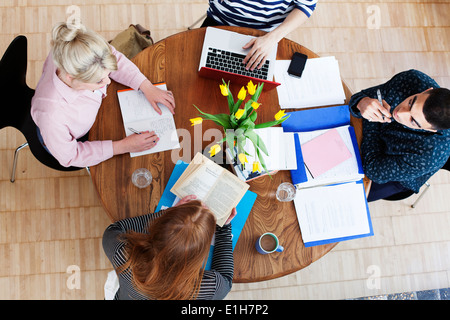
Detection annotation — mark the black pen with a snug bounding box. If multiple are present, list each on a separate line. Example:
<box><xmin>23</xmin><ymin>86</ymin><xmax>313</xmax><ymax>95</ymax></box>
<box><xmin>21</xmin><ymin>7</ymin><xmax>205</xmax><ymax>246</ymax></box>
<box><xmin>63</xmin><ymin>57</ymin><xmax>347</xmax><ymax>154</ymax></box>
<box><xmin>128</xmin><ymin>127</ymin><xmax>141</xmax><ymax>135</ymax></box>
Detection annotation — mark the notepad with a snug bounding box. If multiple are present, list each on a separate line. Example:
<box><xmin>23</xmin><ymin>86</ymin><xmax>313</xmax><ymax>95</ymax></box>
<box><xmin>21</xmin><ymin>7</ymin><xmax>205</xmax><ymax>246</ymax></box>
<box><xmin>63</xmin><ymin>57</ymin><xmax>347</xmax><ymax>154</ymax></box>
<box><xmin>117</xmin><ymin>83</ymin><xmax>180</xmax><ymax>157</ymax></box>
<box><xmin>301</xmin><ymin>128</ymin><xmax>352</xmax><ymax>178</ymax></box>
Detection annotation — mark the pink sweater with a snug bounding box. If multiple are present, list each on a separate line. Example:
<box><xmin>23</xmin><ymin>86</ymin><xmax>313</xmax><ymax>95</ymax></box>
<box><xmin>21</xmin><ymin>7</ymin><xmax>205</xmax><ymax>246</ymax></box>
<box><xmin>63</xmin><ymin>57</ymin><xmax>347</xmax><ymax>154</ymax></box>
<box><xmin>31</xmin><ymin>46</ymin><xmax>147</xmax><ymax>167</ymax></box>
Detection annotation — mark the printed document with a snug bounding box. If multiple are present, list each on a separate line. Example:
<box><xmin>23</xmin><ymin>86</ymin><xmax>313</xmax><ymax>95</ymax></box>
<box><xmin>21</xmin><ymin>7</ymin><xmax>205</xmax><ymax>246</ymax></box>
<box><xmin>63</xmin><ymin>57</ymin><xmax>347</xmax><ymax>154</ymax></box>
<box><xmin>275</xmin><ymin>56</ymin><xmax>346</xmax><ymax>109</ymax></box>
<box><xmin>294</xmin><ymin>181</ymin><xmax>371</xmax><ymax>244</ymax></box>
<box><xmin>241</xmin><ymin>127</ymin><xmax>297</xmax><ymax>171</ymax></box>
<box><xmin>117</xmin><ymin>83</ymin><xmax>180</xmax><ymax>157</ymax></box>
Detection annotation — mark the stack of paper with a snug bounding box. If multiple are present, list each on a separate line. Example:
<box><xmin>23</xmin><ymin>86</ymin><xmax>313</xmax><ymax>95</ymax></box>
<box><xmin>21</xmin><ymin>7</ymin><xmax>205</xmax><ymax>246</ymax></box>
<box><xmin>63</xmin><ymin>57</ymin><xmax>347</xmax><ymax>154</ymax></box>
<box><xmin>274</xmin><ymin>56</ymin><xmax>346</xmax><ymax>109</ymax></box>
<box><xmin>226</xmin><ymin>127</ymin><xmax>297</xmax><ymax>181</ymax></box>
<box><xmin>301</xmin><ymin>128</ymin><xmax>352</xmax><ymax>178</ymax></box>
<box><xmin>281</xmin><ymin>106</ymin><xmax>373</xmax><ymax>247</ymax></box>
<box><xmin>171</xmin><ymin>153</ymin><xmax>249</xmax><ymax>227</ymax></box>
<box><xmin>117</xmin><ymin>83</ymin><xmax>180</xmax><ymax>157</ymax></box>
<box><xmin>297</xmin><ymin>126</ymin><xmax>364</xmax><ymax>188</ymax></box>
<box><xmin>293</xmin><ymin>181</ymin><xmax>372</xmax><ymax>247</ymax></box>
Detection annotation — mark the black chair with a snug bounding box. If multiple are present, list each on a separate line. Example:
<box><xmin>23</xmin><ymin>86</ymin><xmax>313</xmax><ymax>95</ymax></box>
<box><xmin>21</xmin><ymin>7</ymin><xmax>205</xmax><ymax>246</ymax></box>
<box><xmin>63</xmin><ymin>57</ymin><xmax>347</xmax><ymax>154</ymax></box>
<box><xmin>384</xmin><ymin>156</ymin><xmax>450</xmax><ymax>208</ymax></box>
<box><xmin>0</xmin><ymin>35</ymin><xmax>85</xmax><ymax>182</ymax></box>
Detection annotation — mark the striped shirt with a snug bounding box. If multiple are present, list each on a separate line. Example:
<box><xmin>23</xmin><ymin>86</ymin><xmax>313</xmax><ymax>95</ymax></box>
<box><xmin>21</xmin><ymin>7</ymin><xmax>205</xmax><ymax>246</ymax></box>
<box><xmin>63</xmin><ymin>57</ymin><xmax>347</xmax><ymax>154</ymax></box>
<box><xmin>207</xmin><ymin>0</ymin><xmax>318</xmax><ymax>31</ymax></box>
<box><xmin>349</xmin><ymin>69</ymin><xmax>450</xmax><ymax>193</ymax></box>
<box><xmin>102</xmin><ymin>210</ymin><xmax>234</xmax><ymax>300</ymax></box>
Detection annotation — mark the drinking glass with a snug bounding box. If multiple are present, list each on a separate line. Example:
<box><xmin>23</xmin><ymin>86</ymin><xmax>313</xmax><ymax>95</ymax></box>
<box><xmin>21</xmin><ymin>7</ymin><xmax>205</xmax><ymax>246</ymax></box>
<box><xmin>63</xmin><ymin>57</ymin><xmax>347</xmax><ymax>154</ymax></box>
<box><xmin>132</xmin><ymin>168</ymin><xmax>152</xmax><ymax>188</ymax></box>
<box><xmin>276</xmin><ymin>182</ymin><xmax>296</xmax><ymax>202</ymax></box>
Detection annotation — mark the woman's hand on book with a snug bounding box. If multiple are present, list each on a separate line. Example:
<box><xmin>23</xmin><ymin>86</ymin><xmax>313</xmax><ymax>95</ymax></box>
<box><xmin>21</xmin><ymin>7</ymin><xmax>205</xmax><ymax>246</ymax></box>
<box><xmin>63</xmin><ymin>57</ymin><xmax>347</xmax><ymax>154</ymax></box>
<box><xmin>224</xmin><ymin>208</ymin><xmax>237</xmax><ymax>225</ymax></box>
<box><xmin>140</xmin><ymin>79</ymin><xmax>176</xmax><ymax>115</ymax></box>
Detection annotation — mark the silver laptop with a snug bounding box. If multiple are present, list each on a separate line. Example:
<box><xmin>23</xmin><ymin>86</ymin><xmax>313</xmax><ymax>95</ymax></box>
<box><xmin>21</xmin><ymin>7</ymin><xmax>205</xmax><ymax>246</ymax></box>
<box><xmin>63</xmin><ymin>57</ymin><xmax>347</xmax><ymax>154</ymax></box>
<box><xmin>198</xmin><ymin>27</ymin><xmax>280</xmax><ymax>90</ymax></box>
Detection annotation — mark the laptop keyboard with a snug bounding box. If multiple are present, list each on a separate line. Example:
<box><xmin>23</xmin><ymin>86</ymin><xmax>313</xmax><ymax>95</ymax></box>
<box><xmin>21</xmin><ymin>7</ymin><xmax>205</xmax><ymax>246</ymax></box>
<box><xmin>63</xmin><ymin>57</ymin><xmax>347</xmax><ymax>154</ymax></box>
<box><xmin>205</xmin><ymin>48</ymin><xmax>269</xmax><ymax>80</ymax></box>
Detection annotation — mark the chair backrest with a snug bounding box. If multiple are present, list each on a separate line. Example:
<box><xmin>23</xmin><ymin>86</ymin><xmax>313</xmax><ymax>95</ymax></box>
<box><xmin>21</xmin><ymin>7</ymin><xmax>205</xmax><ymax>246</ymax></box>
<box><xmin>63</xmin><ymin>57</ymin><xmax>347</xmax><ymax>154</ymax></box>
<box><xmin>442</xmin><ymin>156</ymin><xmax>450</xmax><ymax>172</ymax></box>
<box><xmin>0</xmin><ymin>36</ymin><xmax>82</xmax><ymax>172</ymax></box>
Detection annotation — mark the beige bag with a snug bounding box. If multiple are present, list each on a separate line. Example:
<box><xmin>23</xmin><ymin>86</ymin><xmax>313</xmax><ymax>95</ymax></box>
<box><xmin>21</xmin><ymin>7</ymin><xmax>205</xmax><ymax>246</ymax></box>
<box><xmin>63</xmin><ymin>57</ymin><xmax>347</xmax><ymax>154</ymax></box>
<box><xmin>109</xmin><ymin>24</ymin><xmax>154</xmax><ymax>59</ymax></box>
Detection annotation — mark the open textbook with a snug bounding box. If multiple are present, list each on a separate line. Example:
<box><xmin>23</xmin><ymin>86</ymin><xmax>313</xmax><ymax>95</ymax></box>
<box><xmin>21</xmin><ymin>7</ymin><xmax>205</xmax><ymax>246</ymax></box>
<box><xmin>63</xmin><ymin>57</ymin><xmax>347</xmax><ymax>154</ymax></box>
<box><xmin>117</xmin><ymin>83</ymin><xmax>180</xmax><ymax>157</ymax></box>
<box><xmin>171</xmin><ymin>153</ymin><xmax>250</xmax><ymax>227</ymax></box>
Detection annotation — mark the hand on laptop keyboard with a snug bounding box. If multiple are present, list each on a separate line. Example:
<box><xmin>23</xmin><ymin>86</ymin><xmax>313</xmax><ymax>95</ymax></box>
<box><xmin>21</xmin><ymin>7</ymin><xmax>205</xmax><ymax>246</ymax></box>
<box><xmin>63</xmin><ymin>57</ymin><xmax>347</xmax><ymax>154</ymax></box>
<box><xmin>206</xmin><ymin>48</ymin><xmax>269</xmax><ymax>80</ymax></box>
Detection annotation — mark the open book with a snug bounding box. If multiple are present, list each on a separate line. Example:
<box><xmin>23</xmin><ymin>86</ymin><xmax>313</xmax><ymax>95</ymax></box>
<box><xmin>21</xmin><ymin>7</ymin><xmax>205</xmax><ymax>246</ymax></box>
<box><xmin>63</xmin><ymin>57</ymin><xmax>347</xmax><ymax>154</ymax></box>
<box><xmin>171</xmin><ymin>153</ymin><xmax>250</xmax><ymax>227</ymax></box>
<box><xmin>156</xmin><ymin>160</ymin><xmax>257</xmax><ymax>270</ymax></box>
<box><xmin>117</xmin><ymin>83</ymin><xmax>180</xmax><ymax>157</ymax></box>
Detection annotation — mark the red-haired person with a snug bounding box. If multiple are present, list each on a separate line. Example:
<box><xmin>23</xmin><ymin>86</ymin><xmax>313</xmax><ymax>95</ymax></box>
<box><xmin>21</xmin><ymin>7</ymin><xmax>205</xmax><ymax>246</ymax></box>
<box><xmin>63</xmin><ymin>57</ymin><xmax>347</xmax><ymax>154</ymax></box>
<box><xmin>102</xmin><ymin>195</ymin><xmax>236</xmax><ymax>300</ymax></box>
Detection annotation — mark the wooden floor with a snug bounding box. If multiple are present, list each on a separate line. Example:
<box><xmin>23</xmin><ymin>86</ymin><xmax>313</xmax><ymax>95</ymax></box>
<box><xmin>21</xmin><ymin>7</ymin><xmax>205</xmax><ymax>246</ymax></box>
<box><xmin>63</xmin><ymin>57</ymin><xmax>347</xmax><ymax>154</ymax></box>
<box><xmin>0</xmin><ymin>0</ymin><xmax>449</xmax><ymax>300</ymax></box>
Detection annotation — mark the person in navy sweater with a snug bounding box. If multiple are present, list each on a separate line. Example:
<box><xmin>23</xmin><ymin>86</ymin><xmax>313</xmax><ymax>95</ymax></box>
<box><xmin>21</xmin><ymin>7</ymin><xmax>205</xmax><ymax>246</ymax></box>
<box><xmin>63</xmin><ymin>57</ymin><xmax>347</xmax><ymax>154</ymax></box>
<box><xmin>349</xmin><ymin>69</ymin><xmax>450</xmax><ymax>202</ymax></box>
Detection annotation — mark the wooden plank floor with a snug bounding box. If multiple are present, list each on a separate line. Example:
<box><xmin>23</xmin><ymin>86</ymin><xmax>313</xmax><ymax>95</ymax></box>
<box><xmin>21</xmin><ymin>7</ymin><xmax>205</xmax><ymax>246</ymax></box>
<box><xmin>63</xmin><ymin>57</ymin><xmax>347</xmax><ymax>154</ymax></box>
<box><xmin>0</xmin><ymin>0</ymin><xmax>449</xmax><ymax>300</ymax></box>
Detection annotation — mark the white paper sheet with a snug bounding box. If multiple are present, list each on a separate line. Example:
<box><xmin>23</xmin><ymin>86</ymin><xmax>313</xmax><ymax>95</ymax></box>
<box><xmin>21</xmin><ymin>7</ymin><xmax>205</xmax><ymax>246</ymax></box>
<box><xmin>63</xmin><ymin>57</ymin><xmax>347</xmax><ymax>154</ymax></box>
<box><xmin>275</xmin><ymin>56</ymin><xmax>346</xmax><ymax>109</ymax></box>
<box><xmin>242</xmin><ymin>127</ymin><xmax>297</xmax><ymax>171</ymax></box>
<box><xmin>294</xmin><ymin>181</ymin><xmax>371</xmax><ymax>244</ymax></box>
<box><xmin>117</xmin><ymin>84</ymin><xmax>180</xmax><ymax>157</ymax></box>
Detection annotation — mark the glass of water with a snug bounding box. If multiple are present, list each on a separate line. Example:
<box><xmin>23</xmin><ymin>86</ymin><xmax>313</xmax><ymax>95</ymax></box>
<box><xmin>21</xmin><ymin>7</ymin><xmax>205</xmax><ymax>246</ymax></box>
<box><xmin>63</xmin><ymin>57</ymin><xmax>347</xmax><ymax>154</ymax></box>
<box><xmin>276</xmin><ymin>182</ymin><xmax>296</xmax><ymax>202</ymax></box>
<box><xmin>132</xmin><ymin>168</ymin><xmax>152</xmax><ymax>188</ymax></box>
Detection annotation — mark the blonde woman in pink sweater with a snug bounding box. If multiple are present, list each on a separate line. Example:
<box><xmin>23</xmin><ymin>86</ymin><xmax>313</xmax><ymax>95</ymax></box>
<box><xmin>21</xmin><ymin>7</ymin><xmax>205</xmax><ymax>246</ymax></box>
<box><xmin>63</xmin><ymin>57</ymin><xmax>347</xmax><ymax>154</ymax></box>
<box><xmin>31</xmin><ymin>22</ymin><xmax>175</xmax><ymax>168</ymax></box>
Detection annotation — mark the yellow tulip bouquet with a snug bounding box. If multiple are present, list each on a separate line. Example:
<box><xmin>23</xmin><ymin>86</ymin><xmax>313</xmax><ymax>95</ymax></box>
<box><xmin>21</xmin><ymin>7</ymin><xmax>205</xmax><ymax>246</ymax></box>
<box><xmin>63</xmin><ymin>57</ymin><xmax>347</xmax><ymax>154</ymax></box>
<box><xmin>190</xmin><ymin>79</ymin><xmax>289</xmax><ymax>175</ymax></box>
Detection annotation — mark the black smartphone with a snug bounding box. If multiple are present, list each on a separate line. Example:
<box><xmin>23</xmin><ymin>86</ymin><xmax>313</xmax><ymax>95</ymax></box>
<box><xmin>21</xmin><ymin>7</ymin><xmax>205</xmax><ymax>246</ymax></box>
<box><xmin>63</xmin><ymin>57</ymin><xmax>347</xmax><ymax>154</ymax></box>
<box><xmin>287</xmin><ymin>52</ymin><xmax>308</xmax><ymax>78</ymax></box>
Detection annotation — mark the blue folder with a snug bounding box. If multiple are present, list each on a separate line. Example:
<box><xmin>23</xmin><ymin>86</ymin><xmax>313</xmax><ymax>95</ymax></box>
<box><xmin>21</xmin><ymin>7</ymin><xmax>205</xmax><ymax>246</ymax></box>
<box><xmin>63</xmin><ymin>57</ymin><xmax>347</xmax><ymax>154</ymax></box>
<box><xmin>281</xmin><ymin>105</ymin><xmax>373</xmax><ymax>247</ymax></box>
<box><xmin>156</xmin><ymin>160</ymin><xmax>257</xmax><ymax>269</ymax></box>
<box><xmin>282</xmin><ymin>105</ymin><xmax>364</xmax><ymax>185</ymax></box>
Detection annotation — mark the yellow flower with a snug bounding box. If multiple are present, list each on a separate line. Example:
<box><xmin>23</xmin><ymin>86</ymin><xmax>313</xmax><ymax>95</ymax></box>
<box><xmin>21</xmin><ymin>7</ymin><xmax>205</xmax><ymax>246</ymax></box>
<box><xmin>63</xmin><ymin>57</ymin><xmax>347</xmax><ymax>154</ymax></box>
<box><xmin>209</xmin><ymin>144</ymin><xmax>221</xmax><ymax>157</ymax></box>
<box><xmin>251</xmin><ymin>101</ymin><xmax>260</xmax><ymax>110</ymax></box>
<box><xmin>238</xmin><ymin>86</ymin><xmax>247</xmax><ymax>101</ymax></box>
<box><xmin>247</xmin><ymin>80</ymin><xmax>257</xmax><ymax>95</ymax></box>
<box><xmin>190</xmin><ymin>117</ymin><xmax>203</xmax><ymax>126</ymax></box>
<box><xmin>235</xmin><ymin>109</ymin><xmax>245</xmax><ymax>120</ymax></box>
<box><xmin>252</xmin><ymin>161</ymin><xmax>261</xmax><ymax>173</ymax></box>
<box><xmin>219</xmin><ymin>84</ymin><xmax>228</xmax><ymax>96</ymax></box>
<box><xmin>274</xmin><ymin>110</ymin><xmax>286</xmax><ymax>121</ymax></box>
<box><xmin>238</xmin><ymin>153</ymin><xmax>248</xmax><ymax>164</ymax></box>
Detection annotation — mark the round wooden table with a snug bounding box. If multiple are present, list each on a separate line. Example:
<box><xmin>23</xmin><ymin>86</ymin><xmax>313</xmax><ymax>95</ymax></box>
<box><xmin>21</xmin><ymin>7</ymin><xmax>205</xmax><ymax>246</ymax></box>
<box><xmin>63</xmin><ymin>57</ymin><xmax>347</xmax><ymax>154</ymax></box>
<box><xmin>89</xmin><ymin>26</ymin><xmax>368</xmax><ymax>283</ymax></box>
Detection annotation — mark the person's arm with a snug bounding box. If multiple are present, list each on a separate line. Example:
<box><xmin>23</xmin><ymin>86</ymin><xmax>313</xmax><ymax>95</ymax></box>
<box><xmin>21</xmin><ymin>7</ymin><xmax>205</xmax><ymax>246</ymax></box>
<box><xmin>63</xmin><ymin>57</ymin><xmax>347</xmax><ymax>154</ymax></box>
<box><xmin>102</xmin><ymin>210</ymin><xmax>167</xmax><ymax>266</ymax></box>
<box><xmin>209</xmin><ymin>223</ymin><xmax>234</xmax><ymax>300</ymax></box>
<box><xmin>109</xmin><ymin>46</ymin><xmax>175</xmax><ymax>115</ymax></box>
<box><xmin>349</xmin><ymin>82</ymin><xmax>392</xmax><ymax>123</ymax></box>
<box><xmin>361</xmin><ymin>123</ymin><xmax>441</xmax><ymax>185</ymax></box>
<box><xmin>242</xmin><ymin>8</ymin><xmax>309</xmax><ymax>70</ymax></box>
<box><xmin>349</xmin><ymin>69</ymin><xmax>439</xmax><ymax>122</ymax></box>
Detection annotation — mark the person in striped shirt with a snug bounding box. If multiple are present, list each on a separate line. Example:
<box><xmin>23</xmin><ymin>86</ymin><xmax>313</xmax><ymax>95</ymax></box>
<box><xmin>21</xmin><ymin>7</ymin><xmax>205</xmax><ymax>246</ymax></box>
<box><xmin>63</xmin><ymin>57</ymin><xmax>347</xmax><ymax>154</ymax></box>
<box><xmin>201</xmin><ymin>0</ymin><xmax>318</xmax><ymax>70</ymax></box>
<box><xmin>102</xmin><ymin>195</ymin><xmax>237</xmax><ymax>300</ymax></box>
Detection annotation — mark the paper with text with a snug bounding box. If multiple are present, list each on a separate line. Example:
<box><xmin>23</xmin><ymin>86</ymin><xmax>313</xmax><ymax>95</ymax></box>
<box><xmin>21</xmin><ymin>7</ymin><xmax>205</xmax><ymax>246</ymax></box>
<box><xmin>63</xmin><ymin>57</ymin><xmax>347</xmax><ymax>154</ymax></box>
<box><xmin>171</xmin><ymin>153</ymin><xmax>249</xmax><ymax>227</ymax></box>
<box><xmin>275</xmin><ymin>56</ymin><xmax>345</xmax><ymax>109</ymax></box>
<box><xmin>294</xmin><ymin>182</ymin><xmax>371</xmax><ymax>244</ymax></box>
<box><xmin>117</xmin><ymin>83</ymin><xmax>180</xmax><ymax>157</ymax></box>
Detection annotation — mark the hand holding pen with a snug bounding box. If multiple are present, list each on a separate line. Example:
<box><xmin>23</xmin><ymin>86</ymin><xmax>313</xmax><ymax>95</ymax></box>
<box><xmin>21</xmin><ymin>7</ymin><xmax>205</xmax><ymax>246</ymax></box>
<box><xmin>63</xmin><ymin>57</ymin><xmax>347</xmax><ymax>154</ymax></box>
<box><xmin>124</xmin><ymin>128</ymin><xmax>159</xmax><ymax>152</ymax></box>
<box><xmin>356</xmin><ymin>90</ymin><xmax>392</xmax><ymax>123</ymax></box>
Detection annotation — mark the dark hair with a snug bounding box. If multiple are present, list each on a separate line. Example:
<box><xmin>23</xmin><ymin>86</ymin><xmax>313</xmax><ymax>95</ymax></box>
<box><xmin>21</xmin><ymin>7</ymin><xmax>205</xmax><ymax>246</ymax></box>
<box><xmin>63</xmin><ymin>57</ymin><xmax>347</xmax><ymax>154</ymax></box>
<box><xmin>423</xmin><ymin>88</ymin><xmax>450</xmax><ymax>130</ymax></box>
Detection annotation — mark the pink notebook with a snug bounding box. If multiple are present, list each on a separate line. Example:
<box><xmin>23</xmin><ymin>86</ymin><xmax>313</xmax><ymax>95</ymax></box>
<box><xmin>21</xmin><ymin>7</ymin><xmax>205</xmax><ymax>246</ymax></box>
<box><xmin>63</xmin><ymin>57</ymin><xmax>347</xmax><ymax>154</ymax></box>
<box><xmin>301</xmin><ymin>128</ymin><xmax>352</xmax><ymax>178</ymax></box>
